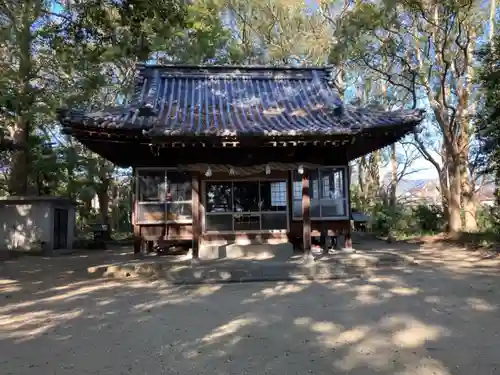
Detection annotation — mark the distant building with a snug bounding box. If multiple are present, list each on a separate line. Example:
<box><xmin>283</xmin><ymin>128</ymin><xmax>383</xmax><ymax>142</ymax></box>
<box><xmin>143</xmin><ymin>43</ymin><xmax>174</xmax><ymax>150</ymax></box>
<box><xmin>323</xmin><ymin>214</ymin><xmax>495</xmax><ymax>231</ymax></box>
<box><xmin>383</xmin><ymin>177</ymin><xmax>496</xmax><ymax>207</ymax></box>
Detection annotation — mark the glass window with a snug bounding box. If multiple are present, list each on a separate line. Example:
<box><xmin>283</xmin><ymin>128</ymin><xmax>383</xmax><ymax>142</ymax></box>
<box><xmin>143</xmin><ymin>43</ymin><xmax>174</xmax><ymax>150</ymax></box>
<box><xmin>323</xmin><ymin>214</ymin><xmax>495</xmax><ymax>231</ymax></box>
<box><xmin>136</xmin><ymin>202</ymin><xmax>166</xmax><ymax>223</ymax></box>
<box><xmin>206</xmin><ymin>214</ymin><xmax>233</xmax><ymax>231</ymax></box>
<box><xmin>136</xmin><ymin>169</ymin><xmax>194</xmax><ymax>223</ymax></box>
<box><xmin>292</xmin><ymin>170</ymin><xmax>320</xmax><ymax>217</ymax></box>
<box><xmin>166</xmin><ymin>171</ymin><xmax>192</xmax><ymax>202</ymax></box>
<box><xmin>204</xmin><ymin>180</ymin><xmax>289</xmax><ymax>232</ymax></box>
<box><xmin>206</xmin><ymin>182</ymin><xmax>233</xmax><ymax>212</ymax></box>
<box><xmin>233</xmin><ymin>181</ymin><xmax>259</xmax><ymax>212</ymax></box>
<box><xmin>310</xmin><ymin>169</ymin><xmax>320</xmax><ymax>199</ymax></box>
<box><xmin>320</xmin><ymin>167</ymin><xmax>346</xmax><ymax>217</ymax></box>
<box><xmin>292</xmin><ymin>167</ymin><xmax>347</xmax><ymax>218</ymax></box>
<box><xmin>167</xmin><ymin>202</ymin><xmax>192</xmax><ymax>221</ymax></box>
<box><xmin>233</xmin><ymin>213</ymin><xmax>261</xmax><ymax>231</ymax></box>
<box><xmin>293</xmin><ymin>181</ymin><xmax>301</xmax><ymax>198</ymax></box>
<box><xmin>261</xmin><ymin>212</ymin><xmax>288</xmax><ymax>230</ymax></box>
<box><xmin>260</xmin><ymin>181</ymin><xmax>287</xmax><ymax>211</ymax></box>
<box><xmin>292</xmin><ymin>170</ymin><xmax>320</xmax><ymax>199</ymax></box>
<box><xmin>138</xmin><ymin>170</ymin><xmax>166</xmax><ymax>201</ymax></box>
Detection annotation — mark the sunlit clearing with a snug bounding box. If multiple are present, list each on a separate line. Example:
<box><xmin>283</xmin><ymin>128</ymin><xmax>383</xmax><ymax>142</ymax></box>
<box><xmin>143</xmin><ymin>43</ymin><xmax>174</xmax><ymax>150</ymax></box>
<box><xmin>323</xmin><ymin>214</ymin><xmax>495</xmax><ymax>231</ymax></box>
<box><xmin>311</xmin><ymin>321</ymin><xmax>342</xmax><ymax>333</ymax></box>
<box><xmin>389</xmin><ymin>286</ymin><xmax>420</xmax><ymax>296</ymax></box>
<box><xmin>354</xmin><ymin>284</ymin><xmax>384</xmax><ymax>304</ymax></box>
<box><xmin>0</xmin><ymin>309</ymin><xmax>83</xmax><ymax>341</ymax></box>
<box><xmin>366</xmin><ymin>275</ymin><xmax>404</xmax><ymax>285</ymax></box>
<box><xmin>0</xmin><ymin>282</ymin><xmax>120</xmax><ymax>314</ymax></box>
<box><xmin>332</xmin><ymin>316</ymin><xmax>448</xmax><ymax>372</ymax></box>
<box><xmin>39</xmin><ymin>279</ymin><xmax>110</xmax><ymax>294</ymax></box>
<box><xmin>294</xmin><ymin>316</ymin><xmax>312</xmax><ymax>326</ymax></box>
<box><xmin>336</xmin><ymin>326</ymin><xmax>371</xmax><ymax>345</ymax></box>
<box><xmin>466</xmin><ymin>297</ymin><xmax>497</xmax><ymax>312</ymax></box>
<box><xmin>396</xmin><ymin>357</ymin><xmax>452</xmax><ymax>375</ymax></box>
<box><xmin>383</xmin><ymin>316</ymin><xmax>447</xmax><ymax>348</ymax></box>
<box><xmin>134</xmin><ymin>285</ymin><xmax>222</xmax><ymax>311</ymax></box>
<box><xmin>424</xmin><ymin>295</ymin><xmax>441</xmax><ymax>303</ymax></box>
<box><xmin>200</xmin><ymin>316</ymin><xmax>260</xmax><ymax>345</ymax></box>
<box><xmin>241</xmin><ymin>282</ymin><xmax>305</xmax><ymax>303</ymax></box>
<box><xmin>0</xmin><ymin>279</ymin><xmax>21</xmax><ymax>293</ymax></box>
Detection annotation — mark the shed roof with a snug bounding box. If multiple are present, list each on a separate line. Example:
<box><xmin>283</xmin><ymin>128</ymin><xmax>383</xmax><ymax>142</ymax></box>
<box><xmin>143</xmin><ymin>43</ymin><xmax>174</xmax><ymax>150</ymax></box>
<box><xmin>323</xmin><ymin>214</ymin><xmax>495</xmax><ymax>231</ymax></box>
<box><xmin>351</xmin><ymin>212</ymin><xmax>370</xmax><ymax>222</ymax></box>
<box><xmin>59</xmin><ymin>64</ymin><xmax>424</xmax><ymax>138</ymax></box>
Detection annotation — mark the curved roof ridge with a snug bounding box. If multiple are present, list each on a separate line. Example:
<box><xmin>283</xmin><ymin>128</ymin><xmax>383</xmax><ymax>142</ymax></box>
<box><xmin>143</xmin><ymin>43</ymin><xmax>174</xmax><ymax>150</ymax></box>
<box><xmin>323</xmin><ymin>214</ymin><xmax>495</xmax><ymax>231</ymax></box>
<box><xmin>137</xmin><ymin>63</ymin><xmax>334</xmax><ymax>71</ymax></box>
<box><xmin>137</xmin><ymin>64</ymin><xmax>334</xmax><ymax>80</ymax></box>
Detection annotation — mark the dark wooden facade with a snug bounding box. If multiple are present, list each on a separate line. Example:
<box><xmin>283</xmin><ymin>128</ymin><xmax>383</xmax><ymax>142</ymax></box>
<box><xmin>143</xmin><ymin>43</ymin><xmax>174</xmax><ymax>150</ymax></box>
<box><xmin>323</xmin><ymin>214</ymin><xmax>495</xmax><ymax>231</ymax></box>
<box><xmin>58</xmin><ymin>64</ymin><xmax>424</xmax><ymax>256</ymax></box>
<box><xmin>131</xmin><ymin>165</ymin><xmax>352</xmax><ymax>254</ymax></box>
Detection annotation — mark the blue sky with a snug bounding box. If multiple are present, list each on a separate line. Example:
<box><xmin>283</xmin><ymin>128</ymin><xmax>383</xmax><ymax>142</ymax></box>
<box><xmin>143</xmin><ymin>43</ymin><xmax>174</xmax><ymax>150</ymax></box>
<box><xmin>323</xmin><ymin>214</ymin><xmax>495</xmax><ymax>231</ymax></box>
<box><xmin>44</xmin><ymin>0</ymin><xmax>460</xmax><ymax>181</ymax></box>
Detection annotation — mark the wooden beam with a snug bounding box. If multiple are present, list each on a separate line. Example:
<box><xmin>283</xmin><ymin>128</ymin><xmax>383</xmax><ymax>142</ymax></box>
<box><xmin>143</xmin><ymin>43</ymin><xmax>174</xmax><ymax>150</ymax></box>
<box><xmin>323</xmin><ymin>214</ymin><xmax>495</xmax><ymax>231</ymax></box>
<box><xmin>344</xmin><ymin>162</ymin><xmax>353</xmax><ymax>249</ymax></box>
<box><xmin>191</xmin><ymin>173</ymin><xmax>201</xmax><ymax>259</ymax></box>
<box><xmin>286</xmin><ymin>170</ymin><xmax>296</xmax><ymax>251</ymax></box>
<box><xmin>131</xmin><ymin>167</ymin><xmax>142</xmax><ymax>254</ymax></box>
<box><xmin>301</xmin><ymin>171</ymin><xmax>311</xmax><ymax>254</ymax></box>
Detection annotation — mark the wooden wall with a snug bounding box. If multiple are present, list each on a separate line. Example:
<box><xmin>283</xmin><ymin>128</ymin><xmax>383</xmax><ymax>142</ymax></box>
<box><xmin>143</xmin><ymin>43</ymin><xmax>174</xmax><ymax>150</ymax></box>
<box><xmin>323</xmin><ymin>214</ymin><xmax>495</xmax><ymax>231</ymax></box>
<box><xmin>134</xmin><ymin>167</ymin><xmax>351</xmax><ymax>245</ymax></box>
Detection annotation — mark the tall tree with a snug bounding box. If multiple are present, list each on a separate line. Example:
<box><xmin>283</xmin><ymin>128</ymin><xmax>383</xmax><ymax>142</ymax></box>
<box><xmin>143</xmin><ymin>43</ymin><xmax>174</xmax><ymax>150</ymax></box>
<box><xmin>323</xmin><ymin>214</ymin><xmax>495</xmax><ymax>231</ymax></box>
<box><xmin>332</xmin><ymin>0</ymin><xmax>484</xmax><ymax>234</ymax></box>
<box><xmin>0</xmin><ymin>0</ymin><xmax>187</xmax><ymax>195</ymax></box>
<box><xmin>476</xmin><ymin>33</ymin><xmax>500</xmax><ymax>227</ymax></box>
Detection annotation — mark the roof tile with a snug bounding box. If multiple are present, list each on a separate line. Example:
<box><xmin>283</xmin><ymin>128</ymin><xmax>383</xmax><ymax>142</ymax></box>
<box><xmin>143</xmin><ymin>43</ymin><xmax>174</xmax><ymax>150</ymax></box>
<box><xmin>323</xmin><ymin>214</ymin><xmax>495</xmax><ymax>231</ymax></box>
<box><xmin>59</xmin><ymin>65</ymin><xmax>424</xmax><ymax>137</ymax></box>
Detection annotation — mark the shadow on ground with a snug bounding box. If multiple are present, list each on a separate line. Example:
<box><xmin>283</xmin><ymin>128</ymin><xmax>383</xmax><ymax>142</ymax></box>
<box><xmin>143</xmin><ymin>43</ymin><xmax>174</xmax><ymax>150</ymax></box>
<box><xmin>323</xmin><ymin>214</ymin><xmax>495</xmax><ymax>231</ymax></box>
<box><xmin>0</xmin><ymin>239</ymin><xmax>499</xmax><ymax>374</ymax></box>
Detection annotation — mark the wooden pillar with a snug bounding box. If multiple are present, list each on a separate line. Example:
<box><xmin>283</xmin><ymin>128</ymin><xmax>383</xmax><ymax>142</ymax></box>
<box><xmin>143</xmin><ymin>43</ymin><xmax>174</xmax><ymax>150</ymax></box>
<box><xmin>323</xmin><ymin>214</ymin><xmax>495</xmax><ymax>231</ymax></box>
<box><xmin>344</xmin><ymin>232</ymin><xmax>352</xmax><ymax>249</ymax></box>
<box><xmin>133</xmin><ymin>225</ymin><xmax>142</xmax><ymax>254</ymax></box>
<box><xmin>192</xmin><ymin>173</ymin><xmax>201</xmax><ymax>259</ymax></box>
<box><xmin>301</xmin><ymin>171</ymin><xmax>311</xmax><ymax>254</ymax></box>
<box><xmin>286</xmin><ymin>171</ymin><xmax>297</xmax><ymax>252</ymax></box>
<box><xmin>344</xmin><ymin>163</ymin><xmax>352</xmax><ymax>249</ymax></box>
<box><xmin>131</xmin><ymin>167</ymin><xmax>142</xmax><ymax>254</ymax></box>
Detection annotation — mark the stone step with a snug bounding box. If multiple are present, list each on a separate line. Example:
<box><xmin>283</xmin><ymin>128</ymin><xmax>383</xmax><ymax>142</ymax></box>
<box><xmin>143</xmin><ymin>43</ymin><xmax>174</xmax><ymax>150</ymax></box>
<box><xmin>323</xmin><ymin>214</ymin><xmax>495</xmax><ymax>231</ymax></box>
<box><xmin>198</xmin><ymin>242</ymin><xmax>294</xmax><ymax>261</ymax></box>
<box><xmin>87</xmin><ymin>251</ymin><xmax>417</xmax><ymax>284</ymax></box>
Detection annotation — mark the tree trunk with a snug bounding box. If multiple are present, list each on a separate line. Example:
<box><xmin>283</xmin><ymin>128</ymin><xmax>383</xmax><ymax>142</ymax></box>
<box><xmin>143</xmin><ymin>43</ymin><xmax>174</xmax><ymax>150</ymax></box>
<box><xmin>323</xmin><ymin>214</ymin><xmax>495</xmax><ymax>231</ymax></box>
<box><xmin>390</xmin><ymin>143</ymin><xmax>397</xmax><ymax>208</ymax></box>
<box><xmin>462</xmin><ymin>188</ymin><xmax>478</xmax><ymax>232</ymax></box>
<box><xmin>8</xmin><ymin>118</ymin><xmax>29</xmax><ymax>195</ymax></box>
<box><xmin>368</xmin><ymin>151</ymin><xmax>380</xmax><ymax>201</ymax></box>
<box><xmin>460</xmin><ymin>140</ymin><xmax>477</xmax><ymax>231</ymax></box>
<box><xmin>448</xmin><ymin>160</ymin><xmax>462</xmax><ymax>236</ymax></box>
<box><xmin>97</xmin><ymin>183</ymin><xmax>111</xmax><ymax>240</ymax></box>
<box><xmin>489</xmin><ymin>0</ymin><xmax>496</xmax><ymax>42</ymax></box>
<box><xmin>112</xmin><ymin>185</ymin><xmax>121</xmax><ymax>232</ymax></box>
<box><xmin>8</xmin><ymin>14</ymin><xmax>34</xmax><ymax>196</ymax></box>
<box><xmin>438</xmin><ymin>168</ymin><xmax>450</xmax><ymax>232</ymax></box>
<box><xmin>358</xmin><ymin>156</ymin><xmax>368</xmax><ymax>205</ymax></box>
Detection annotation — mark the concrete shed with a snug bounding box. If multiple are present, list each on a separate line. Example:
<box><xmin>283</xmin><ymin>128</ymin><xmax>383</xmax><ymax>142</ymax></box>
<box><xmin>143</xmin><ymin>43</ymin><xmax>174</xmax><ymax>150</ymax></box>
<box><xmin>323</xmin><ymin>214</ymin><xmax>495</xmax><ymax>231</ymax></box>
<box><xmin>0</xmin><ymin>196</ymin><xmax>76</xmax><ymax>254</ymax></box>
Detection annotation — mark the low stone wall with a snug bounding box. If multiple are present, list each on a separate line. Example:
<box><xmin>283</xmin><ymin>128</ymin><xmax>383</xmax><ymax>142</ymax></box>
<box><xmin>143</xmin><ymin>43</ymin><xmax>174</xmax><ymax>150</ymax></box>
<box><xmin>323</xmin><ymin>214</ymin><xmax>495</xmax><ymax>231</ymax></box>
<box><xmin>87</xmin><ymin>250</ymin><xmax>417</xmax><ymax>284</ymax></box>
<box><xmin>198</xmin><ymin>243</ymin><xmax>293</xmax><ymax>261</ymax></box>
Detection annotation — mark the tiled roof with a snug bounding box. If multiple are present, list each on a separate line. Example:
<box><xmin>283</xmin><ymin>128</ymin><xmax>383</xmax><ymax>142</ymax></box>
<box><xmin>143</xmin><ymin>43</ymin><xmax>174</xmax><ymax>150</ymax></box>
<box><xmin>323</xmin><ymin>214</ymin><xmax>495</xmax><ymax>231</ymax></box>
<box><xmin>59</xmin><ymin>64</ymin><xmax>424</xmax><ymax>137</ymax></box>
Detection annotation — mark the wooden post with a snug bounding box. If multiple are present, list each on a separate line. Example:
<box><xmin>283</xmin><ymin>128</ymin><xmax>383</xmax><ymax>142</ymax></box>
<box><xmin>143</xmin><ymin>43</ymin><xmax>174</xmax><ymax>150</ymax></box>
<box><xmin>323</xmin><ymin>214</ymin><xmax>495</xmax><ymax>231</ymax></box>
<box><xmin>344</xmin><ymin>163</ymin><xmax>352</xmax><ymax>249</ymax></box>
<box><xmin>301</xmin><ymin>171</ymin><xmax>311</xmax><ymax>255</ymax></box>
<box><xmin>344</xmin><ymin>232</ymin><xmax>352</xmax><ymax>249</ymax></box>
<box><xmin>192</xmin><ymin>173</ymin><xmax>201</xmax><ymax>259</ymax></box>
<box><xmin>132</xmin><ymin>204</ymin><xmax>142</xmax><ymax>254</ymax></box>
<box><xmin>131</xmin><ymin>167</ymin><xmax>142</xmax><ymax>254</ymax></box>
<box><xmin>287</xmin><ymin>171</ymin><xmax>300</xmax><ymax>253</ymax></box>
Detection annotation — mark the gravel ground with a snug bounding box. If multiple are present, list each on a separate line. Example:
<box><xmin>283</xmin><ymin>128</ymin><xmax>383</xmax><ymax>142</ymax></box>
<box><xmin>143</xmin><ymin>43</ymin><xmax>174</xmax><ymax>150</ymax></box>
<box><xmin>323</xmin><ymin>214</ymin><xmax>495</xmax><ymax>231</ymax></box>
<box><xmin>1</xmin><ymin>243</ymin><xmax>500</xmax><ymax>375</ymax></box>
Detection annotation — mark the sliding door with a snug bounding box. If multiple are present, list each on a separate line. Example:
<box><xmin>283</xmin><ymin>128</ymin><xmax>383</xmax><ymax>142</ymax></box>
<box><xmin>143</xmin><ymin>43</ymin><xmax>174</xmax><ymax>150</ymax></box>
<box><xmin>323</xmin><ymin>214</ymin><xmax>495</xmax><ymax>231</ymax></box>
<box><xmin>204</xmin><ymin>180</ymin><xmax>288</xmax><ymax>232</ymax></box>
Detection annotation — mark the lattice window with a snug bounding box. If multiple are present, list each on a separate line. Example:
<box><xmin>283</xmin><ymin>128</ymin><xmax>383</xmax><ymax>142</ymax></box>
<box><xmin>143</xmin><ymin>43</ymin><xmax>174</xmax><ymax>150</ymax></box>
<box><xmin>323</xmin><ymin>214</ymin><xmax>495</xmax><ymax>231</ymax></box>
<box><xmin>270</xmin><ymin>182</ymin><xmax>287</xmax><ymax>207</ymax></box>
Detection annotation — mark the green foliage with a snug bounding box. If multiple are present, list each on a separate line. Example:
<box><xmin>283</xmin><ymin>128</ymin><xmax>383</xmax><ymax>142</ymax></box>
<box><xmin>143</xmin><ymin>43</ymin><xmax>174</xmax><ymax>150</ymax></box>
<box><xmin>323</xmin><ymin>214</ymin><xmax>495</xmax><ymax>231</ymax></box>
<box><xmin>476</xmin><ymin>33</ymin><xmax>500</xmax><ymax>230</ymax></box>
<box><xmin>476</xmin><ymin>206</ymin><xmax>497</xmax><ymax>232</ymax></box>
<box><xmin>412</xmin><ymin>205</ymin><xmax>445</xmax><ymax>232</ymax></box>
<box><xmin>370</xmin><ymin>202</ymin><xmax>445</xmax><ymax>237</ymax></box>
<box><xmin>351</xmin><ymin>186</ymin><xmax>446</xmax><ymax>237</ymax></box>
<box><xmin>369</xmin><ymin>202</ymin><xmax>398</xmax><ymax>236</ymax></box>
